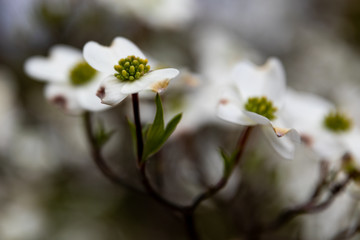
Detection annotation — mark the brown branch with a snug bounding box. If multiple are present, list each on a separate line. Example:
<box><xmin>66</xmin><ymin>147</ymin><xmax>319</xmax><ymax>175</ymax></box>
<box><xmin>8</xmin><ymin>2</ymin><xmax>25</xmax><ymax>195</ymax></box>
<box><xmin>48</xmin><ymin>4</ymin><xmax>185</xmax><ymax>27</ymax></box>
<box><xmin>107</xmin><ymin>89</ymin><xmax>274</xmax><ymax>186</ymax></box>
<box><xmin>265</xmin><ymin>173</ymin><xmax>350</xmax><ymax>232</ymax></box>
<box><xmin>83</xmin><ymin>111</ymin><xmax>142</xmax><ymax>194</ymax></box>
<box><xmin>131</xmin><ymin>93</ymin><xmax>253</xmax><ymax>240</ymax></box>
<box><xmin>187</xmin><ymin>127</ymin><xmax>253</xmax><ymax>212</ymax></box>
<box><xmin>332</xmin><ymin>223</ymin><xmax>360</xmax><ymax>240</ymax></box>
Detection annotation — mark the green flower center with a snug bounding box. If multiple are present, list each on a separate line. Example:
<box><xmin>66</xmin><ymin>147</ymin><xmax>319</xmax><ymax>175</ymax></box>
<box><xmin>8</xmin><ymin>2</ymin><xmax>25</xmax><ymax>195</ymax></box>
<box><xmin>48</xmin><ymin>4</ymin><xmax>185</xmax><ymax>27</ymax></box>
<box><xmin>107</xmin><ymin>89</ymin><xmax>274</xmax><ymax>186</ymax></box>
<box><xmin>323</xmin><ymin>111</ymin><xmax>352</xmax><ymax>133</ymax></box>
<box><xmin>114</xmin><ymin>55</ymin><xmax>150</xmax><ymax>82</ymax></box>
<box><xmin>69</xmin><ymin>61</ymin><xmax>97</xmax><ymax>86</ymax></box>
<box><xmin>244</xmin><ymin>96</ymin><xmax>277</xmax><ymax>120</ymax></box>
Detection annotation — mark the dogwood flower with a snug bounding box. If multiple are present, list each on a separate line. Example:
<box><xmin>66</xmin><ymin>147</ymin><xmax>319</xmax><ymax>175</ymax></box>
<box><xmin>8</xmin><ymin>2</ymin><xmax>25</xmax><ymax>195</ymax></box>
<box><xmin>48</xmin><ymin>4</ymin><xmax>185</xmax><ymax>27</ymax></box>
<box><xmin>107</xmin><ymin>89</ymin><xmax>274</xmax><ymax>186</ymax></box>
<box><xmin>282</xmin><ymin>89</ymin><xmax>360</xmax><ymax>163</ymax></box>
<box><xmin>83</xmin><ymin>37</ymin><xmax>179</xmax><ymax>106</ymax></box>
<box><xmin>25</xmin><ymin>45</ymin><xmax>110</xmax><ymax>114</ymax></box>
<box><xmin>217</xmin><ymin>58</ymin><xmax>299</xmax><ymax>159</ymax></box>
<box><xmin>95</xmin><ymin>0</ymin><xmax>197</xmax><ymax>30</ymax></box>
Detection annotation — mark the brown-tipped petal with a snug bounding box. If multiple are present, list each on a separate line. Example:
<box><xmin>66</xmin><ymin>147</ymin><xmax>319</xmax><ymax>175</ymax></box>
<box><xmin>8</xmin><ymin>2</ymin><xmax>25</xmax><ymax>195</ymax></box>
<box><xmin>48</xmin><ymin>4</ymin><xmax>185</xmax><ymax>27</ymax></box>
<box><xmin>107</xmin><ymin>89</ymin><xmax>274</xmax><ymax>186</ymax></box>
<box><xmin>149</xmin><ymin>79</ymin><xmax>170</xmax><ymax>93</ymax></box>
<box><xmin>44</xmin><ymin>84</ymin><xmax>83</xmax><ymax>115</ymax></box>
<box><xmin>96</xmin><ymin>75</ymin><xmax>127</xmax><ymax>106</ymax></box>
<box><xmin>121</xmin><ymin>68</ymin><xmax>179</xmax><ymax>94</ymax></box>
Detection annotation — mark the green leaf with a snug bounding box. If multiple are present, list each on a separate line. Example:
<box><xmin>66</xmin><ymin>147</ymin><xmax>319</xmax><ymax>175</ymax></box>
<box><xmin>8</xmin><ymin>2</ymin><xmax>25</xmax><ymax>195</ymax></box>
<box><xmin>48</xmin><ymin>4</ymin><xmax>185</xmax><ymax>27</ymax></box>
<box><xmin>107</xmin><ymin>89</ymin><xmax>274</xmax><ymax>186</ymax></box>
<box><xmin>142</xmin><ymin>94</ymin><xmax>182</xmax><ymax>161</ymax></box>
<box><xmin>163</xmin><ymin>113</ymin><xmax>182</xmax><ymax>140</ymax></box>
<box><xmin>94</xmin><ymin>119</ymin><xmax>115</xmax><ymax>147</ymax></box>
<box><xmin>220</xmin><ymin>148</ymin><xmax>239</xmax><ymax>177</ymax></box>
<box><xmin>152</xmin><ymin>93</ymin><xmax>165</xmax><ymax>131</ymax></box>
<box><xmin>220</xmin><ymin>149</ymin><xmax>231</xmax><ymax>177</ymax></box>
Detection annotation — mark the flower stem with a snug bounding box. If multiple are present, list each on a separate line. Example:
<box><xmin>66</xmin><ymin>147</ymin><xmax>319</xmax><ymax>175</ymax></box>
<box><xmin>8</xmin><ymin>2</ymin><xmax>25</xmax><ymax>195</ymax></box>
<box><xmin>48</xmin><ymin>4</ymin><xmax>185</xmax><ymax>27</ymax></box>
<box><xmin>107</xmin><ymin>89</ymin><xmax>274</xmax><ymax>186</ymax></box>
<box><xmin>130</xmin><ymin>94</ymin><xmax>253</xmax><ymax>240</ymax></box>
<box><xmin>131</xmin><ymin>93</ymin><xmax>144</xmax><ymax>165</ymax></box>
<box><xmin>83</xmin><ymin>111</ymin><xmax>141</xmax><ymax>193</ymax></box>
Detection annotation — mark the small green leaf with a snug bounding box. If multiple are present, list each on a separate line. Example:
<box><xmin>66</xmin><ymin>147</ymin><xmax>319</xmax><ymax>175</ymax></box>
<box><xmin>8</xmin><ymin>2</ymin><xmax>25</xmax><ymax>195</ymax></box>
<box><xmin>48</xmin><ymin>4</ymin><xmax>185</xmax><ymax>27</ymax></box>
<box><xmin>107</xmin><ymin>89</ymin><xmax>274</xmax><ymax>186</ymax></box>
<box><xmin>142</xmin><ymin>94</ymin><xmax>182</xmax><ymax>161</ymax></box>
<box><xmin>95</xmin><ymin>120</ymin><xmax>115</xmax><ymax>147</ymax></box>
<box><xmin>220</xmin><ymin>148</ymin><xmax>239</xmax><ymax>177</ymax></box>
<box><xmin>142</xmin><ymin>123</ymin><xmax>152</xmax><ymax>139</ymax></box>
<box><xmin>220</xmin><ymin>149</ymin><xmax>231</xmax><ymax>177</ymax></box>
<box><xmin>152</xmin><ymin>93</ymin><xmax>165</xmax><ymax>131</ymax></box>
<box><xmin>163</xmin><ymin>113</ymin><xmax>182</xmax><ymax>140</ymax></box>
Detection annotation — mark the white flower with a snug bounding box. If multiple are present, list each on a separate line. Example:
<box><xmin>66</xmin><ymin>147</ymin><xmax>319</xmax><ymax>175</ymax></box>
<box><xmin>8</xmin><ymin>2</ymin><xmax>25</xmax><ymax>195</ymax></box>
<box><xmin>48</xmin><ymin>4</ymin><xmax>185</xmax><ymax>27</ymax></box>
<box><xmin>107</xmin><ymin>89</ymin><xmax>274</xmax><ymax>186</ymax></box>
<box><xmin>83</xmin><ymin>37</ymin><xmax>179</xmax><ymax>106</ymax></box>
<box><xmin>95</xmin><ymin>0</ymin><xmax>197</xmax><ymax>30</ymax></box>
<box><xmin>24</xmin><ymin>45</ymin><xmax>110</xmax><ymax>114</ymax></box>
<box><xmin>282</xmin><ymin>89</ymin><xmax>360</xmax><ymax>163</ymax></box>
<box><xmin>217</xmin><ymin>58</ymin><xmax>299</xmax><ymax>159</ymax></box>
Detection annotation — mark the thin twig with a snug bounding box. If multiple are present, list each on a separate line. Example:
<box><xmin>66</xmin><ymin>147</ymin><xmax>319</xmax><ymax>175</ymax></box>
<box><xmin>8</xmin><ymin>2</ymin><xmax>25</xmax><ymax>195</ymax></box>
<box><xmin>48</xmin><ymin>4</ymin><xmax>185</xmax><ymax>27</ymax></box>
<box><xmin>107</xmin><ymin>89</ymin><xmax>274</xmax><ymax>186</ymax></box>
<box><xmin>131</xmin><ymin>93</ymin><xmax>253</xmax><ymax>240</ymax></box>
<box><xmin>83</xmin><ymin>111</ymin><xmax>141</xmax><ymax>194</ymax></box>
<box><xmin>332</xmin><ymin>224</ymin><xmax>360</xmax><ymax>240</ymax></box>
<box><xmin>265</xmin><ymin>174</ymin><xmax>350</xmax><ymax>232</ymax></box>
<box><xmin>187</xmin><ymin>127</ymin><xmax>253</xmax><ymax>212</ymax></box>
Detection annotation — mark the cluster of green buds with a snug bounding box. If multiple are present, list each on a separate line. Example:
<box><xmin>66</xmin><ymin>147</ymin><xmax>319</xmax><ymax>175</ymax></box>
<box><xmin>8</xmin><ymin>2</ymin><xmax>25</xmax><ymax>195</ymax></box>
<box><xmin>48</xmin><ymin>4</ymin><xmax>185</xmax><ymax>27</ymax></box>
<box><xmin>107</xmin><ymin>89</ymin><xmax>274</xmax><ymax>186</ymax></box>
<box><xmin>323</xmin><ymin>111</ymin><xmax>352</xmax><ymax>133</ymax></box>
<box><xmin>244</xmin><ymin>96</ymin><xmax>278</xmax><ymax>120</ymax></box>
<box><xmin>69</xmin><ymin>62</ymin><xmax>97</xmax><ymax>86</ymax></box>
<box><xmin>114</xmin><ymin>55</ymin><xmax>151</xmax><ymax>82</ymax></box>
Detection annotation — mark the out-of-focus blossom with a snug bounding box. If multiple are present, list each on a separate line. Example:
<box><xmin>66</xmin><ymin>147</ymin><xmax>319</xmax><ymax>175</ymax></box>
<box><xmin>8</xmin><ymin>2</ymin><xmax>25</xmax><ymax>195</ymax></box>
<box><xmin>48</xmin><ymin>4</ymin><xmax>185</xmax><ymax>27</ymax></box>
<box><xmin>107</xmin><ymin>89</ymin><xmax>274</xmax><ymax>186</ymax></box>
<box><xmin>96</xmin><ymin>0</ymin><xmax>197</xmax><ymax>30</ymax></box>
<box><xmin>168</xmin><ymin>27</ymin><xmax>261</xmax><ymax>133</ymax></box>
<box><xmin>0</xmin><ymin>199</ymin><xmax>45</xmax><ymax>240</ymax></box>
<box><xmin>217</xmin><ymin>58</ymin><xmax>299</xmax><ymax>159</ymax></box>
<box><xmin>302</xmin><ymin>193</ymin><xmax>353</xmax><ymax>240</ymax></box>
<box><xmin>83</xmin><ymin>37</ymin><xmax>179</xmax><ymax>106</ymax></box>
<box><xmin>282</xmin><ymin>89</ymin><xmax>360</xmax><ymax>164</ymax></box>
<box><xmin>197</xmin><ymin>0</ymin><xmax>308</xmax><ymax>54</ymax></box>
<box><xmin>25</xmin><ymin>45</ymin><xmax>110</xmax><ymax>114</ymax></box>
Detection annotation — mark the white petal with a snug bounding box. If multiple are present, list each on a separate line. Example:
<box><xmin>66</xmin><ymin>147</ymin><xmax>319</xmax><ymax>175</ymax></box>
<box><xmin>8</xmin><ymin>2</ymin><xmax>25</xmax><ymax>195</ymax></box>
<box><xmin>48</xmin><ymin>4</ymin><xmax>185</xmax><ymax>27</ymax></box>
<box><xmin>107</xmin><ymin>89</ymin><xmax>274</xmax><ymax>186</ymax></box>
<box><xmin>120</xmin><ymin>68</ymin><xmax>179</xmax><ymax>94</ymax></box>
<box><xmin>243</xmin><ymin>111</ymin><xmax>273</xmax><ymax>125</ymax></box>
<box><xmin>44</xmin><ymin>84</ymin><xmax>83</xmax><ymax>115</ymax></box>
<box><xmin>111</xmin><ymin>37</ymin><xmax>146</xmax><ymax>60</ymax></box>
<box><xmin>97</xmin><ymin>75</ymin><xmax>128</xmax><ymax>106</ymax></box>
<box><xmin>25</xmin><ymin>45</ymin><xmax>82</xmax><ymax>83</ymax></box>
<box><xmin>217</xmin><ymin>99</ymin><xmax>255</xmax><ymax>125</ymax></box>
<box><xmin>83</xmin><ymin>37</ymin><xmax>146</xmax><ymax>75</ymax></box>
<box><xmin>312</xmin><ymin>130</ymin><xmax>346</xmax><ymax>160</ymax></box>
<box><xmin>50</xmin><ymin>45</ymin><xmax>83</xmax><ymax>64</ymax></box>
<box><xmin>232</xmin><ymin>58</ymin><xmax>286</xmax><ymax>108</ymax></box>
<box><xmin>83</xmin><ymin>41</ymin><xmax>118</xmax><ymax>74</ymax></box>
<box><xmin>342</xmin><ymin>129</ymin><xmax>360</xmax><ymax>162</ymax></box>
<box><xmin>262</xmin><ymin>58</ymin><xmax>286</xmax><ymax>107</ymax></box>
<box><xmin>281</xmin><ymin>89</ymin><xmax>334</xmax><ymax>131</ymax></box>
<box><xmin>75</xmin><ymin>74</ymin><xmax>112</xmax><ymax>112</ymax></box>
<box><xmin>232</xmin><ymin>60</ymin><xmax>264</xmax><ymax>99</ymax></box>
<box><xmin>261</xmin><ymin>124</ymin><xmax>299</xmax><ymax>160</ymax></box>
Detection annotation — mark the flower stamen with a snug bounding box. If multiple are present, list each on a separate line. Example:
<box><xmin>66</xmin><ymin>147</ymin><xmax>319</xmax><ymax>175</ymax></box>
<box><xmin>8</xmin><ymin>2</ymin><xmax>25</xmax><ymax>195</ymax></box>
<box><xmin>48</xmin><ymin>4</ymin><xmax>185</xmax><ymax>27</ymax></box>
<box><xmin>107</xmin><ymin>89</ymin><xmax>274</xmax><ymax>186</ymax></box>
<box><xmin>114</xmin><ymin>55</ymin><xmax>150</xmax><ymax>82</ymax></box>
<box><xmin>69</xmin><ymin>62</ymin><xmax>97</xmax><ymax>86</ymax></box>
<box><xmin>244</xmin><ymin>96</ymin><xmax>277</xmax><ymax>120</ymax></box>
<box><xmin>323</xmin><ymin>111</ymin><xmax>352</xmax><ymax>133</ymax></box>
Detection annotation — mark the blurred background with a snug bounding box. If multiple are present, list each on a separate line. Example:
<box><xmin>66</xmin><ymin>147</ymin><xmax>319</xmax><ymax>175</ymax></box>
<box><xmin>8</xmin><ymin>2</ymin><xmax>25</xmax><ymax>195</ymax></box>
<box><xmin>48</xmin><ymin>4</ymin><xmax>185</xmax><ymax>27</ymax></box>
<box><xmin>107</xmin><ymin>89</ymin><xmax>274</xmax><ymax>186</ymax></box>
<box><xmin>1</xmin><ymin>0</ymin><xmax>360</xmax><ymax>239</ymax></box>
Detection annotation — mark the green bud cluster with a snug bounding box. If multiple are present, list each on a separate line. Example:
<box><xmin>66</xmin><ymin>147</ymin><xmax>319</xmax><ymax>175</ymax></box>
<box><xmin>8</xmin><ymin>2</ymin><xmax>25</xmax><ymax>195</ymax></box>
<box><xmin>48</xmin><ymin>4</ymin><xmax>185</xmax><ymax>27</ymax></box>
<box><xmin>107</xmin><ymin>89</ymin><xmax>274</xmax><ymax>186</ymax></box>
<box><xmin>323</xmin><ymin>111</ymin><xmax>352</xmax><ymax>133</ymax></box>
<box><xmin>244</xmin><ymin>96</ymin><xmax>277</xmax><ymax>120</ymax></box>
<box><xmin>69</xmin><ymin>62</ymin><xmax>97</xmax><ymax>86</ymax></box>
<box><xmin>114</xmin><ymin>55</ymin><xmax>150</xmax><ymax>82</ymax></box>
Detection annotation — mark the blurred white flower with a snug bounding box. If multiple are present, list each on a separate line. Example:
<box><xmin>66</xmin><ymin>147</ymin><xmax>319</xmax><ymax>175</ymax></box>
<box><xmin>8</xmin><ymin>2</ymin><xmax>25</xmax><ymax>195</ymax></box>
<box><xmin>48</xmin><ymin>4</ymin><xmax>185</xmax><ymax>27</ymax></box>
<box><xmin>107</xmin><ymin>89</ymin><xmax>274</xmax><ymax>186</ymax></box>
<box><xmin>83</xmin><ymin>37</ymin><xmax>179</xmax><ymax>106</ymax></box>
<box><xmin>166</xmin><ymin>27</ymin><xmax>261</xmax><ymax>134</ymax></box>
<box><xmin>96</xmin><ymin>0</ymin><xmax>197</xmax><ymax>30</ymax></box>
<box><xmin>217</xmin><ymin>58</ymin><xmax>299</xmax><ymax>159</ymax></box>
<box><xmin>282</xmin><ymin>89</ymin><xmax>360</xmax><ymax>163</ymax></box>
<box><xmin>0</xmin><ymin>201</ymin><xmax>45</xmax><ymax>240</ymax></box>
<box><xmin>25</xmin><ymin>45</ymin><xmax>110</xmax><ymax>114</ymax></box>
